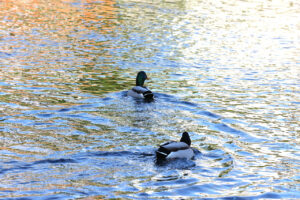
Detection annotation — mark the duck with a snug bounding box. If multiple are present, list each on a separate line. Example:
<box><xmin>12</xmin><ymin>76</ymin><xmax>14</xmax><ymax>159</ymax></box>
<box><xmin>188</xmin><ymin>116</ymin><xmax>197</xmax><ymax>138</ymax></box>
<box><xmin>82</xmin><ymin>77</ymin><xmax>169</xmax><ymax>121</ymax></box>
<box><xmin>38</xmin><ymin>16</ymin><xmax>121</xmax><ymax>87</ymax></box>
<box><xmin>156</xmin><ymin>132</ymin><xmax>195</xmax><ymax>164</ymax></box>
<box><xmin>127</xmin><ymin>71</ymin><xmax>154</xmax><ymax>100</ymax></box>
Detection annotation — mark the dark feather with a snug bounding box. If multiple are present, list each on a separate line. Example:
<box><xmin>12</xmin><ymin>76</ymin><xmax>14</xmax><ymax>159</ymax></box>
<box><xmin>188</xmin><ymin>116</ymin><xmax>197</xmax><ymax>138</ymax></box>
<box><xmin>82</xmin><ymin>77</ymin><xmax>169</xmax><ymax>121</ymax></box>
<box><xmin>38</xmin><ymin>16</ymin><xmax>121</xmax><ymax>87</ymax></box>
<box><xmin>143</xmin><ymin>90</ymin><xmax>153</xmax><ymax>99</ymax></box>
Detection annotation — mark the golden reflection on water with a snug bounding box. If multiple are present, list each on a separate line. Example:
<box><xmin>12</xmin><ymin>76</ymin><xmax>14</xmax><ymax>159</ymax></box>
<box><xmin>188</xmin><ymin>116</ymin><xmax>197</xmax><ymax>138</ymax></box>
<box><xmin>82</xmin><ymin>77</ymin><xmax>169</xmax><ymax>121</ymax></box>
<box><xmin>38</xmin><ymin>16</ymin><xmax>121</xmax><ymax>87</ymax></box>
<box><xmin>0</xmin><ymin>0</ymin><xmax>121</xmax><ymax>107</ymax></box>
<box><xmin>0</xmin><ymin>0</ymin><xmax>117</xmax><ymax>67</ymax></box>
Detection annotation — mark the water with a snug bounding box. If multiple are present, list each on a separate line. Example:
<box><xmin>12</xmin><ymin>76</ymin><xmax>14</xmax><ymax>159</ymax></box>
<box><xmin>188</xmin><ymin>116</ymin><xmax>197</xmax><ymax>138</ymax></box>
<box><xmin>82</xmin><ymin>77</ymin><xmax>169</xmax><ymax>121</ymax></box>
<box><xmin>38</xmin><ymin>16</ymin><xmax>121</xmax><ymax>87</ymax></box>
<box><xmin>0</xmin><ymin>0</ymin><xmax>299</xmax><ymax>199</ymax></box>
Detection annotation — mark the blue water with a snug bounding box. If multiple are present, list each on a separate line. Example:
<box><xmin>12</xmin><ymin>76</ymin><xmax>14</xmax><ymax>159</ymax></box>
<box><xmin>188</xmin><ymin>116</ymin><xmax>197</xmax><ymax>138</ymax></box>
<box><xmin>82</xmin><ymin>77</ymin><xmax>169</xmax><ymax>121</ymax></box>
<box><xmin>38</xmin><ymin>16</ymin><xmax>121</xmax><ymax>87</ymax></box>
<box><xmin>0</xmin><ymin>0</ymin><xmax>299</xmax><ymax>199</ymax></box>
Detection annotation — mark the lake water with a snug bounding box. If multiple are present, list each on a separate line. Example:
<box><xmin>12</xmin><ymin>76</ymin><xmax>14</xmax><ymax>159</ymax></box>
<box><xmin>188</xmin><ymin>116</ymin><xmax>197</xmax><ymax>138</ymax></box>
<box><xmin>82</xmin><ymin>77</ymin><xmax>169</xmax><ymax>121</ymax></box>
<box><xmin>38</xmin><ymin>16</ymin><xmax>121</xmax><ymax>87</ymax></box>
<box><xmin>0</xmin><ymin>0</ymin><xmax>299</xmax><ymax>199</ymax></box>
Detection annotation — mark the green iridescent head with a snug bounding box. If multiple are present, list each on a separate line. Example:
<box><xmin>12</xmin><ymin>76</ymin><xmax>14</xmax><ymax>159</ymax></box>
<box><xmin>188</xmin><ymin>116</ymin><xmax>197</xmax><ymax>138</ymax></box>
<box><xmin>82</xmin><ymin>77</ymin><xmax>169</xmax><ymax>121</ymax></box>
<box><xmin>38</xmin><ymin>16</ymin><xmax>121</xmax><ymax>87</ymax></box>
<box><xmin>136</xmin><ymin>71</ymin><xmax>148</xmax><ymax>86</ymax></box>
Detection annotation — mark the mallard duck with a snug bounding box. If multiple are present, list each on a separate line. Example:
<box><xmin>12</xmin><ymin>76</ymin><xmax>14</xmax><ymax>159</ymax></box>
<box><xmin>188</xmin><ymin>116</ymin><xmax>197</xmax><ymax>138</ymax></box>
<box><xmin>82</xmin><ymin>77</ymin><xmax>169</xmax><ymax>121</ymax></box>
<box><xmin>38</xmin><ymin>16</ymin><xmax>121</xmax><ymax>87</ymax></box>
<box><xmin>156</xmin><ymin>132</ymin><xmax>195</xmax><ymax>164</ymax></box>
<box><xmin>127</xmin><ymin>71</ymin><xmax>154</xmax><ymax>100</ymax></box>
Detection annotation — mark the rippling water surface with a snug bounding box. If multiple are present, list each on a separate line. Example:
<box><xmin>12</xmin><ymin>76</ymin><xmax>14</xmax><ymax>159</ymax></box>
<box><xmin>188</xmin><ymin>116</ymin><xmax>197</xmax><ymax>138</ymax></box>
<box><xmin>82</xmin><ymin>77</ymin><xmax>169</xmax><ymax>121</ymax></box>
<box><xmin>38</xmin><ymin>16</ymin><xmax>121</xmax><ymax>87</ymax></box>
<box><xmin>0</xmin><ymin>0</ymin><xmax>299</xmax><ymax>199</ymax></box>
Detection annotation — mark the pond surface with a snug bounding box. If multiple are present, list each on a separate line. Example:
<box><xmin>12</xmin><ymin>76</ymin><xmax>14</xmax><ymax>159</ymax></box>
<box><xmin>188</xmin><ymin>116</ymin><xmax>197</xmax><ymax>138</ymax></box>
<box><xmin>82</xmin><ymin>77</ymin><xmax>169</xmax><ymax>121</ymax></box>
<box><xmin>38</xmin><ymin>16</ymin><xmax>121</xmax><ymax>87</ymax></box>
<box><xmin>0</xmin><ymin>0</ymin><xmax>299</xmax><ymax>199</ymax></box>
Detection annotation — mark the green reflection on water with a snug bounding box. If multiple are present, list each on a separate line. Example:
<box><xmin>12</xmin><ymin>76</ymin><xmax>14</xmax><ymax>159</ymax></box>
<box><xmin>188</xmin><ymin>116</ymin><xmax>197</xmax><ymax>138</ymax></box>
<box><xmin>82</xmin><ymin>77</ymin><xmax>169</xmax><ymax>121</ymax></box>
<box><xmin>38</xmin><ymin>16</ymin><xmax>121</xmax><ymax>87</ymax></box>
<box><xmin>78</xmin><ymin>66</ymin><xmax>131</xmax><ymax>95</ymax></box>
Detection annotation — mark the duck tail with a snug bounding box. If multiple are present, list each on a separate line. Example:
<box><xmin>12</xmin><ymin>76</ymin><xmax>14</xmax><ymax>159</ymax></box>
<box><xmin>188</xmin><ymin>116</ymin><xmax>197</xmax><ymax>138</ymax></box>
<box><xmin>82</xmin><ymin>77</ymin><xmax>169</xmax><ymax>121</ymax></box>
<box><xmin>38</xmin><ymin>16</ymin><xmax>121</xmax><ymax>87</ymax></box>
<box><xmin>155</xmin><ymin>152</ymin><xmax>166</xmax><ymax>165</ymax></box>
<box><xmin>143</xmin><ymin>91</ymin><xmax>154</xmax><ymax>100</ymax></box>
<box><xmin>155</xmin><ymin>147</ymin><xmax>170</xmax><ymax>165</ymax></box>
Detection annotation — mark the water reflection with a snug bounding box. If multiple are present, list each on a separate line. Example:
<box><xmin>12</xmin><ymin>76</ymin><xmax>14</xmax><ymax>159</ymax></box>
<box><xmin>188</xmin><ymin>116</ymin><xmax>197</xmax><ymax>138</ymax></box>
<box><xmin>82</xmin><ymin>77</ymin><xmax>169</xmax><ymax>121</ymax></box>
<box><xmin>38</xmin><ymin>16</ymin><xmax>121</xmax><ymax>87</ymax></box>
<box><xmin>0</xmin><ymin>0</ymin><xmax>299</xmax><ymax>199</ymax></box>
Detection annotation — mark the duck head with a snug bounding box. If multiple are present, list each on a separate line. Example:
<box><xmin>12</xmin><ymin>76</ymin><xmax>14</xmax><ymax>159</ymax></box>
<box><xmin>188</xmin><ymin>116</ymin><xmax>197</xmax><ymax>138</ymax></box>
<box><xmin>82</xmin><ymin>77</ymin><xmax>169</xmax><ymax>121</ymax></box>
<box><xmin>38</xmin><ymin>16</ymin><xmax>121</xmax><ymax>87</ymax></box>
<box><xmin>180</xmin><ymin>132</ymin><xmax>191</xmax><ymax>146</ymax></box>
<box><xmin>136</xmin><ymin>71</ymin><xmax>148</xmax><ymax>86</ymax></box>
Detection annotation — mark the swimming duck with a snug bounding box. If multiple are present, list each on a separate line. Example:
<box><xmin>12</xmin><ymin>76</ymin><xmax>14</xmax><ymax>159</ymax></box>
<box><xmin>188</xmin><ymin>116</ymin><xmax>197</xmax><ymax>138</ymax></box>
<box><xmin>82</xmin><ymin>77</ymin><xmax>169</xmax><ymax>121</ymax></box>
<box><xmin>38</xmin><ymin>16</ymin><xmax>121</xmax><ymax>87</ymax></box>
<box><xmin>156</xmin><ymin>132</ymin><xmax>195</xmax><ymax>164</ymax></box>
<box><xmin>127</xmin><ymin>71</ymin><xmax>154</xmax><ymax>100</ymax></box>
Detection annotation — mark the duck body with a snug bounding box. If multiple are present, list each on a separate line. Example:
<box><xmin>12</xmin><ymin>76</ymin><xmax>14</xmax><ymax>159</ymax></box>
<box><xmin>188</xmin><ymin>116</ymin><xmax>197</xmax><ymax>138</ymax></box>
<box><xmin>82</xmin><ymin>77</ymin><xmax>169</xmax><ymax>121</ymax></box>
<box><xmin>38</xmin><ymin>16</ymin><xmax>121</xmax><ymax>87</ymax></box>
<box><xmin>156</xmin><ymin>132</ymin><xmax>195</xmax><ymax>164</ymax></box>
<box><xmin>127</xmin><ymin>71</ymin><xmax>154</xmax><ymax>100</ymax></box>
<box><xmin>128</xmin><ymin>86</ymin><xmax>154</xmax><ymax>99</ymax></box>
